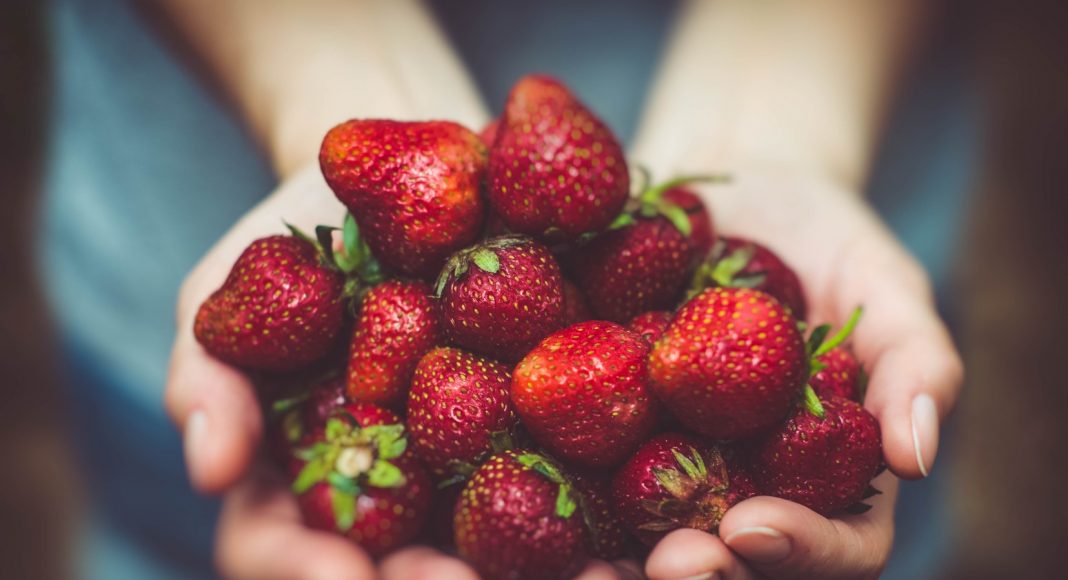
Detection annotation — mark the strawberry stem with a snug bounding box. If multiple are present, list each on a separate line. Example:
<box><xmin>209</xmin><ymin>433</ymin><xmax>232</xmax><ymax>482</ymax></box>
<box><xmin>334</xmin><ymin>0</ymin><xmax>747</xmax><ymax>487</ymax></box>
<box><xmin>639</xmin><ymin>174</ymin><xmax>731</xmax><ymax>205</ymax></box>
<box><xmin>802</xmin><ymin>384</ymin><xmax>826</xmax><ymax>418</ymax></box>
<box><xmin>812</xmin><ymin>307</ymin><xmax>863</xmax><ymax>358</ymax></box>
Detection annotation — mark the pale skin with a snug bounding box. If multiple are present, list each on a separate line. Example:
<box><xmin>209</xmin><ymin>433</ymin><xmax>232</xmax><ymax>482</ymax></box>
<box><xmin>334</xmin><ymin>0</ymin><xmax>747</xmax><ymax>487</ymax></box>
<box><xmin>160</xmin><ymin>0</ymin><xmax>963</xmax><ymax>578</ymax></box>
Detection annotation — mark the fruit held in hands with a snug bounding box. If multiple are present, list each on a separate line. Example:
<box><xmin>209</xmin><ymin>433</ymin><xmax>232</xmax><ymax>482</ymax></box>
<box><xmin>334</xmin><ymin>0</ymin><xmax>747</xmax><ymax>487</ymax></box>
<box><xmin>512</xmin><ymin>321</ymin><xmax>659</xmax><ymax>468</ymax></box>
<box><xmin>810</xmin><ymin>346</ymin><xmax>863</xmax><ymax>401</ymax></box>
<box><xmin>692</xmin><ymin>236</ymin><xmax>808</xmax><ymax>320</ymax></box>
<box><xmin>648</xmin><ymin>287</ymin><xmax>807</xmax><ymax>439</ymax></box>
<box><xmin>612</xmin><ymin>433</ymin><xmax>757</xmax><ymax>546</ymax></box>
<box><xmin>436</xmin><ymin>235</ymin><xmax>564</xmax><ymax>361</ymax></box>
<box><xmin>454</xmin><ymin>451</ymin><xmax>588</xmax><ymax>580</ymax></box>
<box><xmin>292</xmin><ymin>407</ymin><xmax>431</xmax><ymax>557</ymax></box>
<box><xmin>346</xmin><ymin>279</ymin><xmax>441</xmax><ymax>407</ymax></box>
<box><xmin>627</xmin><ymin>310</ymin><xmax>673</xmax><ymax>345</ymax></box>
<box><xmin>406</xmin><ymin>347</ymin><xmax>519</xmax><ymax>480</ymax></box>
<box><xmin>320</xmin><ymin>120</ymin><xmax>486</xmax><ymax>278</ymax></box>
<box><xmin>488</xmin><ymin>75</ymin><xmax>629</xmax><ymax>239</ymax></box>
<box><xmin>747</xmin><ymin>391</ymin><xmax>882</xmax><ymax>515</ymax></box>
<box><xmin>194</xmin><ymin>235</ymin><xmax>345</xmax><ymax>371</ymax></box>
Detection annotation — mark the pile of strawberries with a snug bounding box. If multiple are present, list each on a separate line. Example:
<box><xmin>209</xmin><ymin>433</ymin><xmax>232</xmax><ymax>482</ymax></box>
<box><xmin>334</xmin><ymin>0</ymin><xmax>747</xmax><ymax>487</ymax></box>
<box><xmin>195</xmin><ymin>75</ymin><xmax>883</xmax><ymax>579</ymax></box>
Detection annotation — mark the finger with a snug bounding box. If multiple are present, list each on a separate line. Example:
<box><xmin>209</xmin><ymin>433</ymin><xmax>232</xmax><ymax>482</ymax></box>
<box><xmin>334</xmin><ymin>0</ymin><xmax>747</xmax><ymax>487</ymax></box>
<box><xmin>720</xmin><ymin>473</ymin><xmax>898</xmax><ymax>580</ymax></box>
<box><xmin>165</xmin><ymin>330</ymin><xmax>263</xmax><ymax>493</ymax></box>
<box><xmin>215</xmin><ymin>467</ymin><xmax>376</xmax><ymax>580</ymax></box>
<box><xmin>645</xmin><ymin>528</ymin><xmax>759</xmax><ymax>580</ymax></box>
<box><xmin>380</xmin><ymin>546</ymin><xmax>479</xmax><ymax>580</ymax></box>
<box><xmin>833</xmin><ymin>236</ymin><xmax>964</xmax><ymax>480</ymax></box>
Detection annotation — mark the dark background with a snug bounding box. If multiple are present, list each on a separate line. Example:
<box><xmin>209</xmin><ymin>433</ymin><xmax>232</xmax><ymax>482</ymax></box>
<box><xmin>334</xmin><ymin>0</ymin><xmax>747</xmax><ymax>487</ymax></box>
<box><xmin>2</xmin><ymin>1</ymin><xmax>1067</xmax><ymax>578</ymax></box>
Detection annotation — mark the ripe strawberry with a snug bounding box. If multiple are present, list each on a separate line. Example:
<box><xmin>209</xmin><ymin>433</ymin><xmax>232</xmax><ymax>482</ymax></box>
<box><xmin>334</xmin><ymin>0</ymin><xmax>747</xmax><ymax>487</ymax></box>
<box><xmin>454</xmin><ymin>451</ymin><xmax>587</xmax><ymax>579</ymax></box>
<box><xmin>266</xmin><ymin>375</ymin><xmax>349</xmax><ymax>477</ymax></box>
<box><xmin>487</xmin><ymin>75</ymin><xmax>629</xmax><ymax>239</ymax></box>
<box><xmin>512</xmin><ymin>321</ymin><xmax>659</xmax><ymax>468</ymax></box>
<box><xmin>194</xmin><ymin>235</ymin><xmax>345</xmax><ymax>371</ymax></box>
<box><xmin>478</xmin><ymin>119</ymin><xmax>499</xmax><ymax>148</ymax></box>
<box><xmin>691</xmin><ymin>236</ymin><xmax>808</xmax><ymax>320</ymax></box>
<box><xmin>567</xmin><ymin>176</ymin><xmax>718</xmax><ymax>323</ymax></box>
<box><xmin>561</xmin><ymin>279</ymin><xmax>593</xmax><ymax>325</ymax></box>
<box><xmin>436</xmin><ymin>235</ymin><xmax>564</xmax><ymax>361</ymax></box>
<box><xmin>292</xmin><ymin>406</ymin><xmax>430</xmax><ymax>557</ymax></box>
<box><xmin>406</xmin><ymin>347</ymin><xmax>519</xmax><ymax>480</ymax></box>
<box><xmin>320</xmin><ymin>119</ymin><xmax>486</xmax><ymax>278</ymax></box>
<box><xmin>346</xmin><ymin>279</ymin><xmax>441</xmax><ymax>407</ymax></box>
<box><xmin>612</xmin><ymin>433</ymin><xmax>758</xmax><ymax>546</ymax></box>
<box><xmin>571</xmin><ymin>472</ymin><xmax>629</xmax><ymax>560</ymax></box>
<box><xmin>810</xmin><ymin>346</ymin><xmax>863</xmax><ymax>401</ymax></box>
<box><xmin>663</xmin><ymin>186</ymin><xmax>715</xmax><ymax>256</ymax></box>
<box><xmin>627</xmin><ymin>311</ymin><xmax>673</xmax><ymax>345</ymax></box>
<box><xmin>746</xmin><ymin>392</ymin><xmax>882</xmax><ymax>516</ymax></box>
<box><xmin>648</xmin><ymin>287</ymin><xmax>807</xmax><ymax>439</ymax></box>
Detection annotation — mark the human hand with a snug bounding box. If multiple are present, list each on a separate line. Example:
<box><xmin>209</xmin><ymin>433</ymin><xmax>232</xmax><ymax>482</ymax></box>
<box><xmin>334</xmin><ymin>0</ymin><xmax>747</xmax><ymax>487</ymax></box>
<box><xmin>643</xmin><ymin>169</ymin><xmax>963</xmax><ymax>579</ymax></box>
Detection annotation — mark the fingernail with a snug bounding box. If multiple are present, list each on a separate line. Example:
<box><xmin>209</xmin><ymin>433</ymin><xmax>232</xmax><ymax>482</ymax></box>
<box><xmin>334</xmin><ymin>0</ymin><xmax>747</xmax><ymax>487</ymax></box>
<box><xmin>910</xmin><ymin>393</ymin><xmax>938</xmax><ymax>478</ymax></box>
<box><xmin>673</xmin><ymin>573</ymin><xmax>718</xmax><ymax>580</ymax></box>
<box><xmin>184</xmin><ymin>410</ymin><xmax>209</xmax><ymax>481</ymax></box>
<box><xmin>724</xmin><ymin>526</ymin><xmax>792</xmax><ymax>564</ymax></box>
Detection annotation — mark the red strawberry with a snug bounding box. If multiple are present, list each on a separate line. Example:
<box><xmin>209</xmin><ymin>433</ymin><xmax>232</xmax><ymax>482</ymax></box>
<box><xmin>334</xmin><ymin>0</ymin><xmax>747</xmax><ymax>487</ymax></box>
<box><xmin>663</xmin><ymin>186</ymin><xmax>715</xmax><ymax>256</ymax></box>
<box><xmin>648</xmin><ymin>287</ymin><xmax>807</xmax><ymax>439</ymax></box>
<box><xmin>194</xmin><ymin>235</ymin><xmax>345</xmax><ymax>371</ymax></box>
<box><xmin>567</xmin><ymin>177</ymin><xmax>716</xmax><ymax>323</ymax></box>
<box><xmin>436</xmin><ymin>235</ymin><xmax>564</xmax><ymax>361</ymax></box>
<box><xmin>627</xmin><ymin>311</ymin><xmax>673</xmax><ymax>345</ymax></box>
<box><xmin>478</xmin><ymin>119</ymin><xmax>500</xmax><ymax>148</ymax></box>
<box><xmin>612</xmin><ymin>433</ymin><xmax>758</xmax><ymax>546</ymax></box>
<box><xmin>571</xmin><ymin>473</ymin><xmax>629</xmax><ymax>560</ymax></box>
<box><xmin>810</xmin><ymin>346</ymin><xmax>863</xmax><ymax>401</ymax></box>
<box><xmin>346</xmin><ymin>279</ymin><xmax>441</xmax><ymax>407</ymax></box>
<box><xmin>320</xmin><ymin>119</ymin><xmax>486</xmax><ymax>278</ymax></box>
<box><xmin>691</xmin><ymin>236</ymin><xmax>807</xmax><ymax>320</ymax></box>
<box><xmin>266</xmin><ymin>375</ymin><xmax>350</xmax><ymax>477</ymax></box>
<box><xmin>561</xmin><ymin>279</ymin><xmax>593</xmax><ymax>325</ymax></box>
<box><xmin>512</xmin><ymin>321</ymin><xmax>659</xmax><ymax>468</ymax></box>
<box><xmin>487</xmin><ymin>75</ymin><xmax>629</xmax><ymax>239</ymax></box>
<box><xmin>406</xmin><ymin>347</ymin><xmax>519</xmax><ymax>480</ymax></box>
<box><xmin>292</xmin><ymin>406</ymin><xmax>430</xmax><ymax>557</ymax></box>
<box><xmin>746</xmin><ymin>393</ymin><xmax>882</xmax><ymax>516</ymax></box>
<box><xmin>454</xmin><ymin>451</ymin><xmax>588</xmax><ymax>579</ymax></box>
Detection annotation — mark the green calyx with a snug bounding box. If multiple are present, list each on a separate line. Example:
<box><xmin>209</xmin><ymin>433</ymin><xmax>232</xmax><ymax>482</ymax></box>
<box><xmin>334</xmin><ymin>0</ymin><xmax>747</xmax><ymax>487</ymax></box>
<box><xmin>800</xmin><ymin>306</ymin><xmax>864</xmax><ymax>418</ymax></box>
<box><xmin>639</xmin><ymin>445</ymin><xmax>733</xmax><ymax>534</ymax></box>
<box><xmin>688</xmin><ymin>240</ymin><xmax>767</xmax><ymax>299</ymax></box>
<box><xmin>286</xmin><ymin>213</ymin><xmax>385</xmax><ymax>308</ymax></box>
<box><xmin>433</xmin><ymin>235</ymin><xmax>529</xmax><ymax>297</ymax></box>
<box><xmin>516</xmin><ymin>453</ymin><xmax>578</xmax><ymax>519</ymax></box>
<box><xmin>638</xmin><ymin>173</ymin><xmax>730</xmax><ymax>237</ymax></box>
<box><xmin>291</xmin><ymin>414</ymin><xmax>409</xmax><ymax>532</ymax></box>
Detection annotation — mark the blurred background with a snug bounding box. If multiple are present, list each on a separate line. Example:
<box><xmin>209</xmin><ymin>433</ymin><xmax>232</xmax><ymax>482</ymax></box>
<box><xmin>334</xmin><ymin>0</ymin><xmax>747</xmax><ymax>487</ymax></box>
<box><xmin>2</xmin><ymin>0</ymin><xmax>1066</xmax><ymax>578</ymax></box>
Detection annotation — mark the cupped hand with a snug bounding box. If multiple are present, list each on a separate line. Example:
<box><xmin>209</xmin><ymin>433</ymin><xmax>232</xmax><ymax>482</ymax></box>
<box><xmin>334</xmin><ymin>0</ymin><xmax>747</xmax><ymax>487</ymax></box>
<box><xmin>644</xmin><ymin>170</ymin><xmax>963</xmax><ymax>579</ymax></box>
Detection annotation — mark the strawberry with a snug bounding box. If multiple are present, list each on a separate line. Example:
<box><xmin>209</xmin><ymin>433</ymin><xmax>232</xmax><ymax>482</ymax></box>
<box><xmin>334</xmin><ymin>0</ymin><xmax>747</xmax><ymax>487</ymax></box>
<box><xmin>663</xmin><ymin>186</ymin><xmax>715</xmax><ymax>256</ymax></box>
<box><xmin>647</xmin><ymin>287</ymin><xmax>807</xmax><ymax>439</ymax></box>
<box><xmin>571</xmin><ymin>473</ymin><xmax>629</xmax><ymax>560</ymax></box>
<box><xmin>612</xmin><ymin>433</ymin><xmax>758</xmax><ymax>546</ymax></box>
<box><xmin>487</xmin><ymin>75</ymin><xmax>629</xmax><ymax>240</ymax></box>
<box><xmin>436</xmin><ymin>235</ymin><xmax>564</xmax><ymax>361</ymax></box>
<box><xmin>266</xmin><ymin>375</ymin><xmax>350</xmax><ymax>477</ymax></box>
<box><xmin>194</xmin><ymin>234</ymin><xmax>346</xmax><ymax>371</ymax></box>
<box><xmin>691</xmin><ymin>236</ymin><xmax>808</xmax><ymax>320</ymax></box>
<box><xmin>810</xmin><ymin>346</ymin><xmax>863</xmax><ymax>401</ymax></box>
<box><xmin>406</xmin><ymin>347</ymin><xmax>519</xmax><ymax>480</ymax></box>
<box><xmin>512</xmin><ymin>320</ymin><xmax>659</xmax><ymax>468</ymax></box>
<box><xmin>320</xmin><ymin>119</ymin><xmax>486</xmax><ymax>278</ymax></box>
<box><xmin>561</xmin><ymin>279</ymin><xmax>593</xmax><ymax>325</ymax></box>
<box><xmin>567</xmin><ymin>176</ymin><xmax>718</xmax><ymax>323</ymax></box>
<box><xmin>292</xmin><ymin>405</ymin><xmax>430</xmax><ymax>557</ymax></box>
<box><xmin>478</xmin><ymin>119</ymin><xmax>500</xmax><ymax>148</ymax></box>
<box><xmin>627</xmin><ymin>311</ymin><xmax>673</xmax><ymax>345</ymax></box>
<box><xmin>746</xmin><ymin>392</ymin><xmax>882</xmax><ymax>516</ymax></box>
<box><xmin>454</xmin><ymin>451</ymin><xmax>588</xmax><ymax>579</ymax></box>
<box><xmin>346</xmin><ymin>279</ymin><xmax>441</xmax><ymax>407</ymax></box>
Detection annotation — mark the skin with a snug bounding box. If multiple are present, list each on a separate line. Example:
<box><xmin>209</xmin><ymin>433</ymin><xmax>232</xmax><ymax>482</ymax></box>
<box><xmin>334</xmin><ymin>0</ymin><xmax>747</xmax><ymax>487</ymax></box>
<box><xmin>161</xmin><ymin>0</ymin><xmax>961</xmax><ymax>578</ymax></box>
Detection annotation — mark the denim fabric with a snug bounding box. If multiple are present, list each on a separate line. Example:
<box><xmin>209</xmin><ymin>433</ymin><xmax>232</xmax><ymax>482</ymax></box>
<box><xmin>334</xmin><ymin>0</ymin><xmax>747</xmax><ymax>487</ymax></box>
<box><xmin>40</xmin><ymin>0</ymin><xmax>973</xmax><ymax>577</ymax></box>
